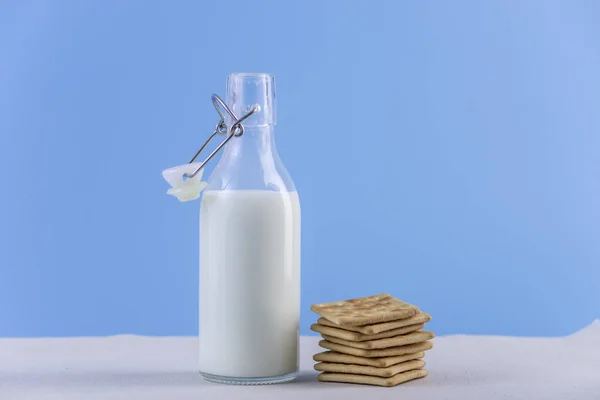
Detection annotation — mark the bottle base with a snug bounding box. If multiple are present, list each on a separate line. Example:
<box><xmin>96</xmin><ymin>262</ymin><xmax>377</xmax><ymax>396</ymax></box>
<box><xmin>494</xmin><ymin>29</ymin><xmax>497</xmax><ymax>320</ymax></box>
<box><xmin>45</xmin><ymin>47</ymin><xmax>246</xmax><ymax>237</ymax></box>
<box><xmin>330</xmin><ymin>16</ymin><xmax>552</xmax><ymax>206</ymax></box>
<box><xmin>199</xmin><ymin>370</ymin><xmax>299</xmax><ymax>385</ymax></box>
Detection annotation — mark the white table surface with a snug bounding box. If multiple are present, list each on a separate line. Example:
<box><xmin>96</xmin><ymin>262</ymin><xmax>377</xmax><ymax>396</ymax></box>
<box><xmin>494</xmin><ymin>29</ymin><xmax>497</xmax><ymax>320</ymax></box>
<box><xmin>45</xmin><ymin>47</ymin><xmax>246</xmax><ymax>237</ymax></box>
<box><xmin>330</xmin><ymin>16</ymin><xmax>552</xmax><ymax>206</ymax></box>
<box><xmin>1</xmin><ymin>321</ymin><xmax>599</xmax><ymax>400</ymax></box>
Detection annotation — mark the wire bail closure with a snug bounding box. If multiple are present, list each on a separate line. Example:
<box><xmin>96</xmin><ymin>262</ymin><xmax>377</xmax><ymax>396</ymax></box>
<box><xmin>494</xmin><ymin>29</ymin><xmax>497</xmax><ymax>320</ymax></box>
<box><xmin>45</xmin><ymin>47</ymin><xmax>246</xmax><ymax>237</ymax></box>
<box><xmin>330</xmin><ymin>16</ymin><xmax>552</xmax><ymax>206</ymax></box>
<box><xmin>184</xmin><ymin>94</ymin><xmax>258</xmax><ymax>179</ymax></box>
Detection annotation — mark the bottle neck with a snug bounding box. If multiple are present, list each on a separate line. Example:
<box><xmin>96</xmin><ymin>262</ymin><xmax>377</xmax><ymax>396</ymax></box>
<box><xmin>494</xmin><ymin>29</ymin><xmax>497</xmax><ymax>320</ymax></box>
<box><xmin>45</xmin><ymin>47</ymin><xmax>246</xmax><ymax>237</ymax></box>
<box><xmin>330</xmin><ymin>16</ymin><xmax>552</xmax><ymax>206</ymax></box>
<box><xmin>216</xmin><ymin>125</ymin><xmax>280</xmax><ymax>179</ymax></box>
<box><xmin>204</xmin><ymin>73</ymin><xmax>295</xmax><ymax>191</ymax></box>
<box><xmin>206</xmin><ymin>123</ymin><xmax>295</xmax><ymax>191</ymax></box>
<box><xmin>223</xmin><ymin>125</ymin><xmax>276</xmax><ymax>158</ymax></box>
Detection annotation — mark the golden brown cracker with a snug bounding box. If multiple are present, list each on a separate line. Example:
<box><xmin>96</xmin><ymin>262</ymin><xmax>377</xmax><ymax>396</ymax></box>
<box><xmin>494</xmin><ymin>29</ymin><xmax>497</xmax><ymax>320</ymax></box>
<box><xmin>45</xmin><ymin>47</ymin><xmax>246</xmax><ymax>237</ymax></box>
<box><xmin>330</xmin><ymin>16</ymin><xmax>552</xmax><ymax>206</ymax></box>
<box><xmin>317</xmin><ymin>369</ymin><xmax>428</xmax><ymax>387</ymax></box>
<box><xmin>310</xmin><ymin>294</ymin><xmax>419</xmax><ymax>326</ymax></box>
<box><xmin>313</xmin><ymin>350</ymin><xmax>425</xmax><ymax>368</ymax></box>
<box><xmin>318</xmin><ymin>312</ymin><xmax>431</xmax><ymax>335</ymax></box>
<box><xmin>311</xmin><ymin>322</ymin><xmax>424</xmax><ymax>341</ymax></box>
<box><xmin>314</xmin><ymin>359</ymin><xmax>426</xmax><ymax>377</ymax></box>
<box><xmin>322</xmin><ymin>330</ymin><xmax>435</xmax><ymax>349</ymax></box>
<box><xmin>319</xmin><ymin>339</ymin><xmax>434</xmax><ymax>357</ymax></box>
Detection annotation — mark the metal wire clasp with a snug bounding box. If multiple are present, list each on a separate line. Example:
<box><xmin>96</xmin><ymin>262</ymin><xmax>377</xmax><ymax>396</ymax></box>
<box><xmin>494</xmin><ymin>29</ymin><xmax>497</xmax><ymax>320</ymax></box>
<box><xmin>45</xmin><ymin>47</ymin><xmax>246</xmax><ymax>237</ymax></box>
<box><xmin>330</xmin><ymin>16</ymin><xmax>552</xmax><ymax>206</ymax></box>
<box><xmin>183</xmin><ymin>94</ymin><xmax>258</xmax><ymax>179</ymax></box>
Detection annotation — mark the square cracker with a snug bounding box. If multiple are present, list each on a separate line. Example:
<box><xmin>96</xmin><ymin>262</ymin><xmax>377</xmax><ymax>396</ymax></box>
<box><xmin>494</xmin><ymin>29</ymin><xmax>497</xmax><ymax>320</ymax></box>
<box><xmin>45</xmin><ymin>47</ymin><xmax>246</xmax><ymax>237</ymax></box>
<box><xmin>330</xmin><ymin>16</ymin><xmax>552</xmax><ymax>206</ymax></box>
<box><xmin>310</xmin><ymin>294</ymin><xmax>419</xmax><ymax>326</ymax></box>
<box><xmin>319</xmin><ymin>339</ymin><xmax>433</xmax><ymax>357</ymax></box>
<box><xmin>311</xmin><ymin>322</ymin><xmax>424</xmax><ymax>341</ymax></box>
<box><xmin>315</xmin><ymin>359</ymin><xmax>426</xmax><ymax>378</ymax></box>
<box><xmin>322</xmin><ymin>330</ymin><xmax>435</xmax><ymax>349</ymax></box>
<box><xmin>318</xmin><ymin>312</ymin><xmax>431</xmax><ymax>335</ymax></box>
<box><xmin>318</xmin><ymin>369</ymin><xmax>428</xmax><ymax>387</ymax></box>
<box><xmin>313</xmin><ymin>350</ymin><xmax>425</xmax><ymax>368</ymax></box>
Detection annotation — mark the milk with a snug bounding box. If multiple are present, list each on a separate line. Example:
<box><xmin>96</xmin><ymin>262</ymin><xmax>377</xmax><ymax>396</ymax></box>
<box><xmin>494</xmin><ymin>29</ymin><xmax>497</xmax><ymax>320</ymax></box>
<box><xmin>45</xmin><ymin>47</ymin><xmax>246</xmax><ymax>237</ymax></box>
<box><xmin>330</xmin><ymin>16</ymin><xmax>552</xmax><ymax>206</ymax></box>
<box><xmin>199</xmin><ymin>190</ymin><xmax>301</xmax><ymax>378</ymax></box>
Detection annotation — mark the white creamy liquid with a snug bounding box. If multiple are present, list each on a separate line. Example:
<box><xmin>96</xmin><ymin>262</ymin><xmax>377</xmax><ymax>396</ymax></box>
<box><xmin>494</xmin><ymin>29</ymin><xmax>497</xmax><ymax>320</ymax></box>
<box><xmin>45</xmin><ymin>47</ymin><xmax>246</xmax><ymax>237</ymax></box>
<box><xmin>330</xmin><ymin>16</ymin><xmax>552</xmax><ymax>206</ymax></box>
<box><xmin>199</xmin><ymin>190</ymin><xmax>301</xmax><ymax>378</ymax></box>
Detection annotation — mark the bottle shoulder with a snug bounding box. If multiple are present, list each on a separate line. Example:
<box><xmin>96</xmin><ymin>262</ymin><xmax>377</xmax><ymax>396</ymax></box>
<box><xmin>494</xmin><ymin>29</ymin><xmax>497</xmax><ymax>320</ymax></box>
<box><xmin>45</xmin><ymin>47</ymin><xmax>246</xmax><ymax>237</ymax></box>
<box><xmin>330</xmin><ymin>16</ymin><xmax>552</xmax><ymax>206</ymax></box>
<box><xmin>205</xmin><ymin>156</ymin><xmax>296</xmax><ymax>192</ymax></box>
<box><xmin>200</xmin><ymin>190</ymin><xmax>300</xmax><ymax>212</ymax></box>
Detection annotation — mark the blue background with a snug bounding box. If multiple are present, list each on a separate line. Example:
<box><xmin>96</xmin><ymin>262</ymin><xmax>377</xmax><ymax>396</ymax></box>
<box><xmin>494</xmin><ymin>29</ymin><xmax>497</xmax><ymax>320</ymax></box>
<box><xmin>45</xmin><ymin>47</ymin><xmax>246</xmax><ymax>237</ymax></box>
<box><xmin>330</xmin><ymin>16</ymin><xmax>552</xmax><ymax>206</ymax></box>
<box><xmin>1</xmin><ymin>0</ymin><xmax>599</xmax><ymax>338</ymax></box>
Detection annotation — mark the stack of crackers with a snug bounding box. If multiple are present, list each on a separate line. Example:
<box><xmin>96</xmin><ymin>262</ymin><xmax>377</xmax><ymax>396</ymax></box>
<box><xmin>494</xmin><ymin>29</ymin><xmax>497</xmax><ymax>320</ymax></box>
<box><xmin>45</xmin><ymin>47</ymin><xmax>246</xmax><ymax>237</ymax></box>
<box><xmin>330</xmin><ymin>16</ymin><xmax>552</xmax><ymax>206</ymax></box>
<box><xmin>310</xmin><ymin>294</ymin><xmax>434</xmax><ymax>387</ymax></box>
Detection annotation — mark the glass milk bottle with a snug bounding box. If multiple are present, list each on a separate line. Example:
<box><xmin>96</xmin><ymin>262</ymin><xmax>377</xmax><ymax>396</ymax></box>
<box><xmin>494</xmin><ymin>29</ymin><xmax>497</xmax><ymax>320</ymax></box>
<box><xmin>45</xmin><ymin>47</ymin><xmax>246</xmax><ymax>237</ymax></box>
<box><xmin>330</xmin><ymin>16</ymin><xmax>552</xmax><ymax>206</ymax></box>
<box><xmin>198</xmin><ymin>73</ymin><xmax>300</xmax><ymax>384</ymax></box>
